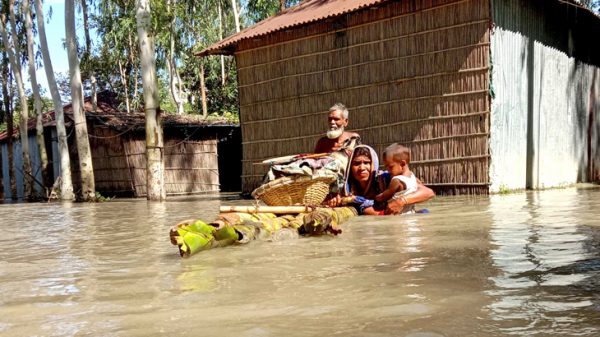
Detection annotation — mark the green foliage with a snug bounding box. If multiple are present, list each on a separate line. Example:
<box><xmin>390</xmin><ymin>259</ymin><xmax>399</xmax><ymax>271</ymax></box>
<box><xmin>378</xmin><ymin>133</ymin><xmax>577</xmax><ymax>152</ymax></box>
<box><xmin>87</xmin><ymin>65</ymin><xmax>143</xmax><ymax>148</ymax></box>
<box><xmin>498</xmin><ymin>184</ymin><xmax>511</xmax><ymax>195</ymax></box>
<box><xmin>91</xmin><ymin>191</ymin><xmax>113</xmax><ymax>202</ymax></box>
<box><xmin>2</xmin><ymin>0</ymin><xmax>300</xmax><ymax>124</ymax></box>
<box><xmin>246</xmin><ymin>0</ymin><xmax>301</xmax><ymax>23</ymax></box>
<box><xmin>81</xmin><ymin>0</ymin><xmax>251</xmax><ymax>117</ymax></box>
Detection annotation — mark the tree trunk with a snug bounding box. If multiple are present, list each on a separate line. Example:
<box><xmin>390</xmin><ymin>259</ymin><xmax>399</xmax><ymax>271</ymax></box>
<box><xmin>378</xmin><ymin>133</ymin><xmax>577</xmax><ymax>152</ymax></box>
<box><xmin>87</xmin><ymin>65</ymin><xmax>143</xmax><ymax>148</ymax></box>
<box><xmin>167</xmin><ymin>0</ymin><xmax>184</xmax><ymax>115</ymax></box>
<box><xmin>117</xmin><ymin>56</ymin><xmax>131</xmax><ymax>114</ymax></box>
<box><xmin>218</xmin><ymin>4</ymin><xmax>226</xmax><ymax>87</ymax></box>
<box><xmin>230</xmin><ymin>0</ymin><xmax>240</xmax><ymax>33</ymax></box>
<box><xmin>2</xmin><ymin>5</ymin><xmax>33</xmax><ymax>200</ymax></box>
<box><xmin>0</xmin><ymin>140</ymin><xmax>2</xmax><ymax>200</ymax></box>
<box><xmin>136</xmin><ymin>0</ymin><xmax>165</xmax><ymax>201</ymax></box>
<box><xmin>1</xmin><ymin>51</ymin><xmax>16</xmax><ymax>199</ymax></box>
<box><xmin>66</xmin><ymin>0</ymin><xmax>96</xmax><ymax>201</ymax></box>
<box><xmin>34</xmin><ymin>0</ymin><xmax>74</xmax><ymax>200</ymax></box>
<box><xmin>80</xmin><ymin>0</ymin><xmax>97</xmax><ymax>112</ymax></box>
<box><xmin>128</xmin><ymin>32</ymin><xmax>139</xmax><ymax>106</ymax></box>
<box><xmin>23</xmin><ymin>0</ymin><xmax>51</xmax><ymax>193</ymax></box>
<box><xmin>200</xmin><ymin>62</ymin><xmax>208</xmax><ymax>117</ymax></box>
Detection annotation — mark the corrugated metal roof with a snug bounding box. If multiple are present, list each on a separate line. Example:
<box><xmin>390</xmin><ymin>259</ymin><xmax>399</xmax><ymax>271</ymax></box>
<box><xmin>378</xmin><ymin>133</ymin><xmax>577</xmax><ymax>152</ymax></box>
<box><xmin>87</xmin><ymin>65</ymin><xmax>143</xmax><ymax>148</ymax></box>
<box><xmin>198</xmin><ymin>0</ymin><xmax>600</xmax><ymax>56</ymax></box>
<box><xmin>198</xmin><ymin>0</ymin><xmax>387</xmax><ymax>56</ymax></box>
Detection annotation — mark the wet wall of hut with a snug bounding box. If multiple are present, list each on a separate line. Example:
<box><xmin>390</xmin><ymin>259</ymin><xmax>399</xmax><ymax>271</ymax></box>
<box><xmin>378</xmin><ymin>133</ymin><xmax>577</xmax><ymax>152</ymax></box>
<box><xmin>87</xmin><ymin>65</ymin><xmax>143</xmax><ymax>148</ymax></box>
<box><xmin>236</xmin><ymin>0</ymin><xmax>491</xmax><ymax>195</ymax></box>
<box><xmin>1</xmin><ymin>131</ymin><xmax>50</xmax><ymax>200</ymax></box>
<box><xmin>67</xmin><ymin>124</ymin><xmax>240</xmax><ymax>197</ymax></box>
<box><xmin>489</xmin><ymin>0</ymin><xmax>600</xmax><ymax>192</ymax></box>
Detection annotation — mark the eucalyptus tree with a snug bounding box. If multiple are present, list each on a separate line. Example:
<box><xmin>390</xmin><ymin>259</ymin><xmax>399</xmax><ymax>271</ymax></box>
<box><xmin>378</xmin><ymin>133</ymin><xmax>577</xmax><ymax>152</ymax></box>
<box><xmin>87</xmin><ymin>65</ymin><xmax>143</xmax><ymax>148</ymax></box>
<box><xmin>230</xmin><ymin>0</ymin><xmax>240</xmax><ymax>33</ymax></box>
<box><xmin>23</xmin><ymin>0</ymin><xmax>50</xmax><ymax>190</ymax></box>
<box><xmin>177</xmin><ymin>1</ymin><xmax>220</xmax><ymax>117</ymax></box>
<box><xmin>217</xmin><ymin>3</ymin><xmax>225</xmax><ymax>87</ymax></box>
<box><xmin>164</xmin><ymin>0</ymin><xmax>184</xmax><ymax>114</ymax></box>
<box><xmin>92</xmin><ymin>0</ymin><xmax>139</xmax><ymax>113</ymax></box>
<box><xmin>80</xmin><ymin>0</ymin><xmax>97</xmax><ymax>111</ymax></box>
<box><xmin>34</xmin><ymin>0</ymin><xmax>74</xmax><ymax>200</ymax></box>
<box><xmin>136</xmin><ymin>0</ymin><xmax>165</xmax><ymax>200</ymax></box>
<box><xmin>66</xmin><ymin>0</ymin><xmax>96</xmax><ymax>200</ymax></box>
<box><xmin>0</xmin><ymin>48</ymin><xmax>16</xmax><ymax>198</ymax></box>
<box><xmin>1</xmin><ymin>0</ymin><xmax>33</xmax><ymax>199</ymax></box>
<box><xmin>178</xmin><ymin>0</ymin><xmax>240</xmax><ymax>116</ymax></box>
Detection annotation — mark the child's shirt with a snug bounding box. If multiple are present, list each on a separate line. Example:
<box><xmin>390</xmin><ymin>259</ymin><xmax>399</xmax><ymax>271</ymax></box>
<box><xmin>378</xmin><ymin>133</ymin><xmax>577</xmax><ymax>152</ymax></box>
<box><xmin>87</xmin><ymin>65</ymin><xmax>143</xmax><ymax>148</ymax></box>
<box><xmin>391</xmin><ymin>173</ymin><xmax>418</xmax><ymax>214</ymax></box>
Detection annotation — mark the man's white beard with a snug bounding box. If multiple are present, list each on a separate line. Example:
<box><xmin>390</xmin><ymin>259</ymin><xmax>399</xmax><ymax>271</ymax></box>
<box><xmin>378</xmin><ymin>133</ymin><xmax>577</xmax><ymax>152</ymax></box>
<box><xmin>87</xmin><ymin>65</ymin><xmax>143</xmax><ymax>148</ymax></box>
<box><xmin>326</xmin><ymin>126</ymin><xmax>344</xmax><ymax>139</ymax></box>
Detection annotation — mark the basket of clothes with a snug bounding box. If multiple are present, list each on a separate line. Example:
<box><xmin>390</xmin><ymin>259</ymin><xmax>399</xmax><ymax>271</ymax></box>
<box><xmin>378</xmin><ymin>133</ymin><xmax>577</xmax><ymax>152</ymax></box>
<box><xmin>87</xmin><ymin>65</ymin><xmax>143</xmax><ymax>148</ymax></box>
<box><xmin>251</xmin><ymin>172</ymin><xmax>337</xmax><ymax>206</ymax></box>
<box><xmin>252</xmin><ymin>156</ymin><xmax>340</xmax><ymax>206</ymax></box>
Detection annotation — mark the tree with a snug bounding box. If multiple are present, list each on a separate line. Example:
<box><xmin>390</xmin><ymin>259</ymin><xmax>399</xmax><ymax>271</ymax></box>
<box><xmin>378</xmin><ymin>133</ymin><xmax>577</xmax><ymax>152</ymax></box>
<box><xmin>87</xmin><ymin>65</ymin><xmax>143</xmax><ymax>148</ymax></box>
<box><xmin>66</xmin><ymin>0</ymin><xmax>95</xmax><ymax>200</ymax></box>
<box><xmin>91</xmin><ymin>0</ymin><xmax>142</xmax><ymax>114</ymax></box>
<box><xmin>0</xmin><ymin>48</ymin><xmax>16</xmax><ymax>199</ymax></box>
<box><xmin>246</xmin><ymin>0</ymin><xmax>300</xmax><ymax>23</ymax></box>
<box><xmin>136</xmin><ymin>0</ymin><xmax>165</xmax><ymax>200</ymax></box>
<box><xmin>166</xmin><ymin>0</ymin><xmax>184</xmax><ymax>114</ymax></box>
<box><xmin>1</xmin><ymin>0</ymin><xmax>33</xmax><ymax>199</ymax></box>
<box><xmin>23</xmin><ymin>0</ymin><xmax>51</xmax><ymax>191</ymax></box>
<box><xmin>35</xmin><ymin>0</ymin><xmax>74</xmax><ymax>200</ymax></box>
<box><xmin>230</xmin><ymin>0</ymin><xmax>240</xmax><ymax>33</ymax></box>
<box><xmin>80</xmin><ymin>0</ymin><xmax>97</xmax><ymax>112</ymax></box>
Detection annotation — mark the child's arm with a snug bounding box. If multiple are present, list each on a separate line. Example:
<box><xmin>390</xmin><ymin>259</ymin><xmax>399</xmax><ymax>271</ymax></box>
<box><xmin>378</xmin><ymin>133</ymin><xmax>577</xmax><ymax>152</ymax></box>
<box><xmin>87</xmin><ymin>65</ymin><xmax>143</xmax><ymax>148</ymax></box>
<box><xmin>375</xmin><ymin>178</ymin><xmax>405</xmax><ymax>202</ymax></box>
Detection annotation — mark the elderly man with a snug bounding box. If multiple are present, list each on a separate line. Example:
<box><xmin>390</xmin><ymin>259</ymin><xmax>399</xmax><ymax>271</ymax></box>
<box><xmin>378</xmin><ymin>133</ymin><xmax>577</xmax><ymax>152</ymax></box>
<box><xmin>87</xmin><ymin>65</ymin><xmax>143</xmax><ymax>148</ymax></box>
<box><xmin>314</xmin><ymin>103</ymin><xmax>360</xmax><ymax>154</ymax></box>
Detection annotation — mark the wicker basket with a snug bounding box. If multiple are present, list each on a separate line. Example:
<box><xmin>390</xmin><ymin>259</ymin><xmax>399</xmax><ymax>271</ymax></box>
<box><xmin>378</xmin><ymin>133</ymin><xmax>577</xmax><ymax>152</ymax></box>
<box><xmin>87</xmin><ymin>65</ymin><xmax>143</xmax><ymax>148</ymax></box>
<box><xmin>251</xmin><ymin>173</ymin><xmax>336</xmax><ymax>206</ymax></box>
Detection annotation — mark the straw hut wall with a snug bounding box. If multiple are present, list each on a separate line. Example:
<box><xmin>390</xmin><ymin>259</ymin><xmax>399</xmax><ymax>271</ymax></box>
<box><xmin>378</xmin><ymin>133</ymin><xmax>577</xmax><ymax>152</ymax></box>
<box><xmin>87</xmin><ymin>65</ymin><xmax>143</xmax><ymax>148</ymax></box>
<box><xmin>1</xmin><ymin>92</ymin><xmax>241</xmax><ymax>199</ymax></box>
<box><xmin>71</xmin><ymin>113</ymin><xmax>239</xmax><ymax>197</ymax></box>
<box><xmin>232</xmin><ymin>0</ymin><xmax>491</xmax><ymax>194</ymax></box>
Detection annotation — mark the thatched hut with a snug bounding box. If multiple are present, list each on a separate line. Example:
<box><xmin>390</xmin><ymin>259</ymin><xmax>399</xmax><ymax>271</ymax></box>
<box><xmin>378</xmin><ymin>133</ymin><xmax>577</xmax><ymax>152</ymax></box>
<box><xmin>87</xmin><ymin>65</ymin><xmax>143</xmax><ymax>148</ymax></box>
<box><xmin>199</xmin><ymin>0</ymin><xmax>600</xmax><ymax>195</ymax></box>
<box><xmin>0</xmin><ymin>93</ymin><xmax>240</xmax><ymax>199</ymax></box>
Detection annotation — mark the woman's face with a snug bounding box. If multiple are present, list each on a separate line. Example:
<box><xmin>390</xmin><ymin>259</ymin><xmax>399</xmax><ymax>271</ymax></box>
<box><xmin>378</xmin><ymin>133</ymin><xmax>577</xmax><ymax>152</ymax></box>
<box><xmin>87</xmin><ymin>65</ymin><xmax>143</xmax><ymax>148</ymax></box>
<box><xmin>351</xmin><ymin>155</ymin><xmax>372</xmax><ymax>183</ymax></box>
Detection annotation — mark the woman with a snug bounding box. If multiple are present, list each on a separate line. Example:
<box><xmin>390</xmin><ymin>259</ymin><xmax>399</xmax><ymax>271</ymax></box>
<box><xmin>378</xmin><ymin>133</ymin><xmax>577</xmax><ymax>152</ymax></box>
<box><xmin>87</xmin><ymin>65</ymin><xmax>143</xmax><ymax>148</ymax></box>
<box><xmin>329</xmin><ymin>145</ymin><xmax>434</xmax><ymax>215</ymax></box>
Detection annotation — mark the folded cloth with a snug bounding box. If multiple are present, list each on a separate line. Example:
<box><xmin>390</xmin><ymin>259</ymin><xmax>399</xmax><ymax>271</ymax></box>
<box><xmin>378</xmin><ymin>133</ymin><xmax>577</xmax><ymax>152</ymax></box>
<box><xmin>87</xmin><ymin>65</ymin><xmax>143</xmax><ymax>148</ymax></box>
<box><xmin>265</xmin><ymin>156</ymin><xmax>339</xmax><ymax>183</ymax></box>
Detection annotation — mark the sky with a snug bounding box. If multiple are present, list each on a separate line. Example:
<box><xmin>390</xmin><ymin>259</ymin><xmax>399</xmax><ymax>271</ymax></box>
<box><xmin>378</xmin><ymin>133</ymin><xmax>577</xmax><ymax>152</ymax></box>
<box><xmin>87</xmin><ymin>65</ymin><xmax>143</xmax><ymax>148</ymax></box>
<box><xmin>32</xmin><ymin>0</ymin><xmax>85</xmax><ymax>98</ymax></box>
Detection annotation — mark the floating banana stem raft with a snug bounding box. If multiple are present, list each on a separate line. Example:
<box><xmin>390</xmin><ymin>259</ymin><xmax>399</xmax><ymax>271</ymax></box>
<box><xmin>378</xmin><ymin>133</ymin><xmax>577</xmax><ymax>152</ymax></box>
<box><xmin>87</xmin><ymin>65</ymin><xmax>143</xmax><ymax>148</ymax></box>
<box><xmin>170</xmin><ymin>207</ymin><xmax>358</xmax><ymax>258</ymax></box>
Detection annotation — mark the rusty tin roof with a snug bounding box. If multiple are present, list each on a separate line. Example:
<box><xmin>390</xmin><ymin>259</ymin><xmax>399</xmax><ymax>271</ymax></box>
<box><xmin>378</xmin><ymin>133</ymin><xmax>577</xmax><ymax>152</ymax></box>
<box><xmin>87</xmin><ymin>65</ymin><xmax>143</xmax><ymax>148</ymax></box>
<box><xmin>198</xmin><ymin>0</ymin><xmax>387</xmax><ymax>56</ymax></box>
<box><xmin>198</xmin><ymin>0</ymin><xmax>599</xmax><ymax>56</ymax></box>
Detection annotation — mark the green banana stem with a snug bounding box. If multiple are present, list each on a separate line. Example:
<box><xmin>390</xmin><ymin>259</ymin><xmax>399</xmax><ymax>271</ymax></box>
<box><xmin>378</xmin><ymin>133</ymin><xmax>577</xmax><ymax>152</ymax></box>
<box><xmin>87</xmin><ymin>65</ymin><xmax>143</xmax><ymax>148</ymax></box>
<box><xmin>170</xmin><ymin>207</ymin><xmax>357</xmax><ymax>257</ymax></box>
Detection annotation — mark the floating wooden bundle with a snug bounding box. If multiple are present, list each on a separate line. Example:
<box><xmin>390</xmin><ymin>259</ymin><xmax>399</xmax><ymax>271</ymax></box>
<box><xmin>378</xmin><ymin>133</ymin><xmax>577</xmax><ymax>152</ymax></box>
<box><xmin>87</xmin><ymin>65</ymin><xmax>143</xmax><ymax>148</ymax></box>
<box><xmin>169</xmin><ymin>207</ymin><xmax>358</xmax><ymax>258</ymax></box>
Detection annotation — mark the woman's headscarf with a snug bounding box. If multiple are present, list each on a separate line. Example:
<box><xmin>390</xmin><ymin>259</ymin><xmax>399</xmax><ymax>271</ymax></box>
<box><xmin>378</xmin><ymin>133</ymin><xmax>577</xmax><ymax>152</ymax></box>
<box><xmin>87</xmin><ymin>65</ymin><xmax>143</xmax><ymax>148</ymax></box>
<box><xmin>343</xmin><ymin>145</ymin><xmax>379</xmax><ymax>197</ymax></box>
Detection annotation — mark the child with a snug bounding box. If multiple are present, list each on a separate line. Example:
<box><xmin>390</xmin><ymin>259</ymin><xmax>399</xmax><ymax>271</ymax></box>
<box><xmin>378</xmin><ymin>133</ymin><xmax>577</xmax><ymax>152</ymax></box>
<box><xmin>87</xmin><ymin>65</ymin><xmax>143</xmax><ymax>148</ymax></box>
<box><xmin>375</xmin><ymin>143</ymin><xmax>417</xmax><ymax>214</ymax></box>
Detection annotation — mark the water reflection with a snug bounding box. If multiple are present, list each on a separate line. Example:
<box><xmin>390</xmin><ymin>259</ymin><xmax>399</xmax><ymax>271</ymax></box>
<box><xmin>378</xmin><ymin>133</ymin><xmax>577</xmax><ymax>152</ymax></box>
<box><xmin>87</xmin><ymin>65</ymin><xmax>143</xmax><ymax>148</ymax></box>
<box><xmin>487</xmin><ymin>188</ymin><xmax>600</xmax><ymax>335</ymax></box>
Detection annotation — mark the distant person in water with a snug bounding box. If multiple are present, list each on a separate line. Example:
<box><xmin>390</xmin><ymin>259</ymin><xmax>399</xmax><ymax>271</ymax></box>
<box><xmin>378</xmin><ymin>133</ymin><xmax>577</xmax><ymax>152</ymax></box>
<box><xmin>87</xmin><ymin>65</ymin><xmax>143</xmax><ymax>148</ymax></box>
<box><xmin>375</xmin><ymin>143</ymin><xmax>418</xmax><ymax>214</ymax></box>
<box><xmin>314</xmin><ymin>103</ymin><xmax>360</xmax><ymax>155</ymax></box>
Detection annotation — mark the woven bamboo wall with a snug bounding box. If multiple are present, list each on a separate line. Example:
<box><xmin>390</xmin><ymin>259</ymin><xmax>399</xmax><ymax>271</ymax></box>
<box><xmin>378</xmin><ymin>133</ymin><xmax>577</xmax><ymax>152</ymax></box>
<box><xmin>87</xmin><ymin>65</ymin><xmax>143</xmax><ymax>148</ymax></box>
<box><xmin>236</xmin><ymin>0</ymin><xmax>491</xmax><ymax>195</ymax></box>
<box><xmin>85</xmin><ymin>127</ymin><xmax>220</xmax><ymax>197</ymax></box>
<box><xmin>123</xmin><ymin>136</ymin><xmax>219</xmax><ymax>197</ymax></box>
<box><xmin>88</xmin><ymin>127</ymin><xmax>136</xmax><ymax>196</ymax></box>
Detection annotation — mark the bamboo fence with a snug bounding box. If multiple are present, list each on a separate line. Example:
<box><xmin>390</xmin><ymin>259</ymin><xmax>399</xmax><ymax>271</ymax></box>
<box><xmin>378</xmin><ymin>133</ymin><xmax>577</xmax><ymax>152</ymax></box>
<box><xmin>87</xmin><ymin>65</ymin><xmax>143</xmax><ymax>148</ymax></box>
<box><xmin>235</xmin><ymin>0</ymin><xmax>491</xmax><ymax>195</ymax></box>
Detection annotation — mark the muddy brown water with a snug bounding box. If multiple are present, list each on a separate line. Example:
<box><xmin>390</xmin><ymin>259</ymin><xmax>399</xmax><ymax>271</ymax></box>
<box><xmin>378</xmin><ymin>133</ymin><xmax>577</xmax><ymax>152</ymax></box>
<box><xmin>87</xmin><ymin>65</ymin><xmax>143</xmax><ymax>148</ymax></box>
<box><xmin>1</xmin><ymin>187</ymin><xmax>599</xmax><ymax>336</ymax></box>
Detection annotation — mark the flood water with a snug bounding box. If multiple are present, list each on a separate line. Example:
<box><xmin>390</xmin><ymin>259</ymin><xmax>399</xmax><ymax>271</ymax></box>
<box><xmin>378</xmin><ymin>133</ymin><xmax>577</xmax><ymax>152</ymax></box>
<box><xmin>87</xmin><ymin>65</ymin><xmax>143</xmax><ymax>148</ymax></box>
<box><xmin>1</xmin><ymin>187</ymin><xmax>600</xmax><ymax>336</ymax></box>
